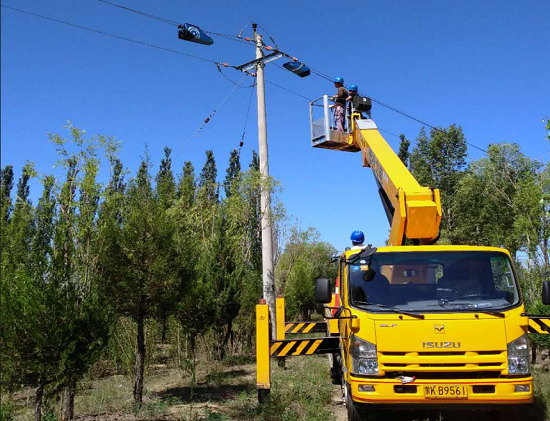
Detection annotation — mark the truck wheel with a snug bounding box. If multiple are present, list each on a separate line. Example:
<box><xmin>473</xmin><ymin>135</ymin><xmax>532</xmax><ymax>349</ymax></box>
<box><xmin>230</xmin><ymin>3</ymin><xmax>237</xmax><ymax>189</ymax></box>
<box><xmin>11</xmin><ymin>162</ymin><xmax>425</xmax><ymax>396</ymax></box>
<box><xmin>330</xmin><ymin>353</ymin><xmax>342</xmax><ymax>385</ymax></box>
<box><xmin>345</xmin><ymin>383</ymin><xmax>368</xmax><ymax>421</ymax></box>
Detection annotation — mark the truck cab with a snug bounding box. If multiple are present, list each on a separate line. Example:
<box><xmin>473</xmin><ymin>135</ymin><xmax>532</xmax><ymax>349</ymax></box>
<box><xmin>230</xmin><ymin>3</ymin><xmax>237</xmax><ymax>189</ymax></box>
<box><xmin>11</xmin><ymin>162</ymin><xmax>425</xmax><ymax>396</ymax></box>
<box><xmin>325</xmin><ymin>245</ymin><xmax>533</xmax><ymax>419</ymax></box>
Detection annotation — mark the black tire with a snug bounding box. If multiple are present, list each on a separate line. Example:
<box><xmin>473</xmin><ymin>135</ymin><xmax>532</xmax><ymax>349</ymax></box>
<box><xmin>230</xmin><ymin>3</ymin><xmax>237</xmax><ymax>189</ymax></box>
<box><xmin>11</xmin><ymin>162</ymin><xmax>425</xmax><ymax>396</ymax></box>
<box><xmin>345</xmin><ymin>383</ymin><xmax>368</xmax><ymax>421</ymax></box>
<box><xmin>330</xmin><ymin>353</ymin><xmax>342</xmax><ymax>385</ymax></box>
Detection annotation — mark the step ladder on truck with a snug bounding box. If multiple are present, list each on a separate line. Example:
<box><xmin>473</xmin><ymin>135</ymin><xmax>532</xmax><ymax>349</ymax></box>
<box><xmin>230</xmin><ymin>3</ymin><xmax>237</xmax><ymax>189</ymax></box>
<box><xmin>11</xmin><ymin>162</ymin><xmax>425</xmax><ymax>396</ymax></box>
<box><xmin>255</xmin><ymin>94</ymin><xmax>550</xmax><ymax>421</ymax></box>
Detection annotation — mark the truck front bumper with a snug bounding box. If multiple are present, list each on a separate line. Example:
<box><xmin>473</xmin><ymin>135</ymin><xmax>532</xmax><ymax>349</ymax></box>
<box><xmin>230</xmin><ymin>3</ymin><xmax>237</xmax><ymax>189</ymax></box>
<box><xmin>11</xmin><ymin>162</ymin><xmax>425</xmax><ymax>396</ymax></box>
<box><xmin>350</xmin><ymin>376</ymin><xmax>533</xmax><ymax>406</ymax></box>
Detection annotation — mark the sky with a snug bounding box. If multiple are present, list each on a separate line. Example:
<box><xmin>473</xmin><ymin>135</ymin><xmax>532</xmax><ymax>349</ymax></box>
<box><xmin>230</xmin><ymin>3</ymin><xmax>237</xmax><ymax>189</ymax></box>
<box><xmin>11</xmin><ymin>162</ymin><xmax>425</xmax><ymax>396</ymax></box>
<box><xmin>1</xmin><ymin>0</ymin><xmax>549</xmax><ymax>252</ymax></box>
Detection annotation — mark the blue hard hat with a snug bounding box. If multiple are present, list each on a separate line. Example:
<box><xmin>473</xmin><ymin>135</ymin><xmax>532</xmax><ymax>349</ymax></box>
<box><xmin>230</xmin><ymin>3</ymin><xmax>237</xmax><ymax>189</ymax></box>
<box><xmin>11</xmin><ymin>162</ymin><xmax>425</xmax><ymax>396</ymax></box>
<box><xmin>349</xmin><ymin>84</ymin><xmax>358</xmax><ymax>92</ymax></box>
<box><xmin>350</xmin><ymin>230</ymin><xmax>365</xmax><ymax>243</ymax></box>
<box><xmin>334</xmin><ymin>77</ymin><xmax>344</xmax><ymax>84</ymax></box>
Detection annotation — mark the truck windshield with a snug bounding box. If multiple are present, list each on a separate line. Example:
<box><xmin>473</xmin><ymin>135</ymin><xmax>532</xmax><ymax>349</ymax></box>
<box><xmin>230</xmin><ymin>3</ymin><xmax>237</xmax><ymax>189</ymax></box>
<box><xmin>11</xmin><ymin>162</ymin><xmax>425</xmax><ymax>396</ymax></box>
<box><xmin>348</xmin><ymin>251</ymin><xmax>520</xmax><ymax>313</ymax></box>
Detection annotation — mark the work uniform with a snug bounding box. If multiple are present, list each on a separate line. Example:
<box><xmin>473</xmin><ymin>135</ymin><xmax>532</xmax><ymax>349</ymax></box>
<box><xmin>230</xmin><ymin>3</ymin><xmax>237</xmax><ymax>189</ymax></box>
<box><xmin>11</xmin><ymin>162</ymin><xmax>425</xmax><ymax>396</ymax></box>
<box><xmin>347</xmin><ymin>92</ymin><xmax>359</xmax><ymax>128</ymax></box>
<box><xmin>333</xmin><ymin>86</ymin><xmax>348</xmax><ymax>132</ymax></box>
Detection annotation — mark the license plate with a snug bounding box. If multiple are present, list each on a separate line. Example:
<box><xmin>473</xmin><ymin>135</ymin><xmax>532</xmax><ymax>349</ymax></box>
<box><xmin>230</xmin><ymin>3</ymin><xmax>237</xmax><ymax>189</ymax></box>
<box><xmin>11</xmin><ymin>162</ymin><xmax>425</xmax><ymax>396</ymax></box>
<box><xmin>424</xmin><ymin>385</ymin><xmax>468</xmax><ymax>399</ymax></box>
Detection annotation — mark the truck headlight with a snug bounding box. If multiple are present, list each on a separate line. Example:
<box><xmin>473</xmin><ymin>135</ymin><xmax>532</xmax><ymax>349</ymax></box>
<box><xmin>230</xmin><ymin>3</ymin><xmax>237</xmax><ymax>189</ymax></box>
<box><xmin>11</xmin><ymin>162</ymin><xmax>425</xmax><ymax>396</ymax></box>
<box><xmin>507</xmin><ymin>334</ymin><xmax>530</xmax><ymax>375</ymax></box>
<box><xmin>350</xmin><ymin>335</ymin><xmax>378</xmax><ymax>375</ymax></box>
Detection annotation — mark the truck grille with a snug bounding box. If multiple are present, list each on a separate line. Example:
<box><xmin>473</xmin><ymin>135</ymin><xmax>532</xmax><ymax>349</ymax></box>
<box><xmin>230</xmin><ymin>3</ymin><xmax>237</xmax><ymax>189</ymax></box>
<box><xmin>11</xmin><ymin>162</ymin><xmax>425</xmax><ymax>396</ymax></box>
<box><xmin>379</xmin><ymin>350</ymin><xmax>506</xmax><ymax>374</ymax></box>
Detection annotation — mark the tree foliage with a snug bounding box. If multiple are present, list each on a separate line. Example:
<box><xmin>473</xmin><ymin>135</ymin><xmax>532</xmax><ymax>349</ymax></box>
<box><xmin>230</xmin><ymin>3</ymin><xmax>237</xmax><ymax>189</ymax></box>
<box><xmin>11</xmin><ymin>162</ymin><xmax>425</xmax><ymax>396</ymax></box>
<box><xmin>276</xmin><ymin>227</ymin><xmax>337</xmax><ymax>320</ymax></box>
<box><xmin>410</xmin><ymin>125</ymin><xmax>467</xmax><ymax>237</ymax></box>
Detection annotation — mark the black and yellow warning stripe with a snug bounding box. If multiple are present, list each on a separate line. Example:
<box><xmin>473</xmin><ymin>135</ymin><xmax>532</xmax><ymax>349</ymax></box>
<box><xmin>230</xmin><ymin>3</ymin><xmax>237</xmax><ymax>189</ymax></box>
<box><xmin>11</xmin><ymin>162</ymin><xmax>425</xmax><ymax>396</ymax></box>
<box><xmin>527</xmin><ymin>317</ymin><xmax>550</xmax><ymax>334</ymax></box>
<box><xmin>284</xmin><ymin>321</ymin><xmax>326</xmax><ymax>334</ymax></box>
<box><xmin>270</xmin><ymin>337</ymin><xmax>340</xmax><ymax>357</ymax></box>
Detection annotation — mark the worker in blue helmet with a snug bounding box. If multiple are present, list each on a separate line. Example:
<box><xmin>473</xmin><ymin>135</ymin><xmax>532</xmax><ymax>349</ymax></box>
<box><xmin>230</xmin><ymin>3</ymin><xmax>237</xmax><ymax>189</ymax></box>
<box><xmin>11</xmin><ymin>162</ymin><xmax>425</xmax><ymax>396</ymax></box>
<box><xmin>346</xmin><ymin>85</ymin><xmax>360</xmax><ymax>127</ymax></box>
<box><xmin>350</xmin><ymin>230</ymin><xmax>365</xmax><ymax>250</ymax></box>
<box><xmin>330</xmin><ymin>77</ymin><xmax>348</xmax><ymax>132</ymax></box>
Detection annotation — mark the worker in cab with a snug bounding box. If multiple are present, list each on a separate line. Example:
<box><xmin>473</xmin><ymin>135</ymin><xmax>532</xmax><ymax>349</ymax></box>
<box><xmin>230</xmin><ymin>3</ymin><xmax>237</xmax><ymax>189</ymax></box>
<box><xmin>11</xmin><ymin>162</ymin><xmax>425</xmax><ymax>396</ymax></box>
<box><xmin>330</xmin><ymin>77</ymin><xmax>348</xmax><ymax>132</ymax></box>
<box><xmin>350</xmin><ymin>230</ymin><xmax>365</xmax><ymax>250</ymax></box>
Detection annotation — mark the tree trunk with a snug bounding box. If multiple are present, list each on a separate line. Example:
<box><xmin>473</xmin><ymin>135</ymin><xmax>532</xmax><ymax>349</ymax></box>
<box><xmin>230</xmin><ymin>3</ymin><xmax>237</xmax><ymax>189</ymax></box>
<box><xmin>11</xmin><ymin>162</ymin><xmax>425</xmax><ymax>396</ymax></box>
<box><xmin>34</xmin><ymin>383</ymin><xmax>45</xmax><ymax>421</ymax></box>
<box><xmin>133</xmin><ymin>313</ymin><xmax>146</xmax><ymax>408</ymax></box>
<box><xmin>61</xmin><ymin>376</ymin><xmax>76</xmax><ymax>420</ymax></box>
<box><xmin>161</xmin><ymin>316</ymin><xmax>168</xmax><ymax>344</ymax></box>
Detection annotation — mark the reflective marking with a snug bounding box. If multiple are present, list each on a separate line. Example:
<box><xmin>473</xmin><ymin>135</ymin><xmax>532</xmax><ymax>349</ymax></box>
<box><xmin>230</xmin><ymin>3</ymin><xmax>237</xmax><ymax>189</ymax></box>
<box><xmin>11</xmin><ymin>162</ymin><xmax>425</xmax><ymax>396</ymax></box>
<box><xmin>292</xmin><ymin>323</ymin><xmax>306</xmax><ymax>334</ymax></box>
<box><xmin>306</xmin><ymin>339</ymin><xmax>323</xmax><ymax>355</ymax></box>
<box><xmin>528</xmin><ymin>318</ymin><xmax>550</xmax><ymax>335</ymax></box>
<box><xmin>279</xmin><ymin>341</ymin><xmax>297</xmax><ymax>357</ymax></box>
<box><xmin>293</xmin><ymin>340</ymin><xmax>310</xmax><ymax>355</ymax></box>
<box><xmin>270</xmin><ymin>342</ymin><xmax>282</xmax><ymax>355</ymax></box>
<box><xmin>303</xmin><ymin>323</ymin><xmax>316</xmax><ymax>333</ymax></box>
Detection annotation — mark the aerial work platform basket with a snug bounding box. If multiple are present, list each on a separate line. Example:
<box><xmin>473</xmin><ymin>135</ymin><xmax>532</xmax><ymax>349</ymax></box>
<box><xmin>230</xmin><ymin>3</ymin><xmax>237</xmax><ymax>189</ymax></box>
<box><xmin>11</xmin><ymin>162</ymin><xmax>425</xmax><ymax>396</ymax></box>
<box><xmin>309</xmin><ymin>94</ymin><xmax>360</xmax><ymax>152</ymax></box>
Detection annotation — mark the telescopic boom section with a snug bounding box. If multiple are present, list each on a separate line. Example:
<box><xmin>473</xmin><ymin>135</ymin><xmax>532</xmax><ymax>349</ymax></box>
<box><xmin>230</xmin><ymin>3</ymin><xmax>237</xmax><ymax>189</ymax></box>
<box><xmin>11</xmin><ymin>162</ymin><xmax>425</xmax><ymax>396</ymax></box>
<box><xmin>309</xmin><ymin>96</ymin><xmax>441</xmax><ymax>246</ymax></box>
<box><xmin>353</xmin><ymin>119</ymin><xmax>441</xmax><ymax>245</ymax></box>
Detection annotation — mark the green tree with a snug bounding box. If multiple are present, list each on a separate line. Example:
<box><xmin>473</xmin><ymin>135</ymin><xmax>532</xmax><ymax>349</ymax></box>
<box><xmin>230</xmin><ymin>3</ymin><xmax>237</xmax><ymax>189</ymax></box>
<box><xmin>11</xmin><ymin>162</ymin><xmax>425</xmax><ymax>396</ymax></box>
<box><xmin>199</xmin><ymin>150</ymin><xmax>218</xmax><ymax>203</ymax></box>
<box><xmin>100</xmin><ymin>154</ymin><xmax>181</xmax><ymax>408</ymax></box>
<box><xmin>49</xmin><ymin>127</ymin><xmax>113</xmax><ymax>419</ymax></box>
<box><xmin>409</xmin><ymin>125</ymin><xmax>468</xmax><ymax>238</ymax></box>
<box><xmin>224</xmin><ymin>149</ymin><xmax>241</xmax><ymax>198</ymax></box>
<box><xmin>156</xmin><ymin>147</ymin><xmax>176</xmax><ymax>208</ymax></box>
<box><xmin>276</xmin><ymin>227</ymin><xmax>337</xmax><ymax>320</ymax></box>
<box><xmin>397</xmin><ymin>134</ymin><xmax>411</xmax><ymax>167</ymax></box>
<box><xmin>155</xmin><ymin>147</ymin><xmax>178</xmax><ymax>343</ymax></box>
<box><xmin>1</xmin><ymin>165</ymin><xmax>15</xmax><ymax>224</ymax></box>
<box><xmin>452</xmin><ymin>143</ymin><xmax>540</xmax><ymax>257</ymax></box>
<box><xmin>177</xmin><ymin>161</ymin><xmax>196</xmax><ymax>206</ymax></box>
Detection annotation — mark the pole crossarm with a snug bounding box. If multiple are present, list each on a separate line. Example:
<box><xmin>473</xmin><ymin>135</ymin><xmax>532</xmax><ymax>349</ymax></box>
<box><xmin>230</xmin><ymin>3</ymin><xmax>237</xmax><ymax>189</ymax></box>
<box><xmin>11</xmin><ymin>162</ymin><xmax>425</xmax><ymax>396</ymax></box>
<box><xmin>284</xmin><ymin>321</ymin><xmax>327</xmax><ymax>334</ymax></box>
<box><xmin>269</xmin><ymin>337</ymin><xmax>340</xmax><ymax>357</ymax></box>
<box><xmin>235</xmin><ymin>51</ymin><xmax>283</xmax><ymax>72</ymax></box>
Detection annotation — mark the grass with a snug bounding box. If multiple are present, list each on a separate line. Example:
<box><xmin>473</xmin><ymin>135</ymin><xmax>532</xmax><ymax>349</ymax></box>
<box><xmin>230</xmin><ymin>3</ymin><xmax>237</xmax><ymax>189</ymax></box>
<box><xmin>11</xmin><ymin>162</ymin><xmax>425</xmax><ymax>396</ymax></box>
<box><xmin>226</xmin><ymin>355</ymin><xmax>335</xmax><ymax>421</ymax></box>
<box><xmin>531</xmin><ymin>368</ymin><xmax>550</xmax><ymax>420</ymax></box>
<box><xmin>3</xmin><ymin>355</ymin><xmax>550</xmax><ymax>420</ymax></box>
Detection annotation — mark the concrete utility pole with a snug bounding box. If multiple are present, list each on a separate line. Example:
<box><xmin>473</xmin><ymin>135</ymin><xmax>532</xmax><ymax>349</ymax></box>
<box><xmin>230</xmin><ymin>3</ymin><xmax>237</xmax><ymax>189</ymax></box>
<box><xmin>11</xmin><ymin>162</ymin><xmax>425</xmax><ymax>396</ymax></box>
<box><xmin>253</xmin><ymin>23</ymin><xmax>276</xmax><ymax>336</ymax></box>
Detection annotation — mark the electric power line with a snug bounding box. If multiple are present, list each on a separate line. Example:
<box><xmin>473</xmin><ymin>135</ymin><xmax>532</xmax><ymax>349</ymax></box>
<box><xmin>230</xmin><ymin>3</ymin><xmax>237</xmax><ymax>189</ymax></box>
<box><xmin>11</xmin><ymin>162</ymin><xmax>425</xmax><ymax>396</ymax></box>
<box><xmin>238</xmin><ymin>80</ymin><xmax>257</xmax><ymax>155</ymax></box>
<box><xmin>4</xmin><ymin>2</ymin><xmax>488</xmax><ymax>153</ymax></box>
<box><xmin>272</xmin><ymin>54</ymin><xmax>488</xmax><ymax>153</ymax></box>
<box><xmin>264</xmin><ymin>79</ymin><xmax>314</xmax><ymax>102</ymax></box>
<box><xmin>89</xmin><ymin>0</ymin><xmax>254</xmax><ymax>46</ymax></box>
<box><xmin>216</xmin><ymin>63</ymin><xmax>256</xmax><ymax>88</ymax></box>
<box><xmin>174</xmin><ymin>73</ymin><xmax>250</xmax><ymax>158</ymax></box>
<box><xmin>1</xmin><ymin>4</ymin><xmax>221</xmax><ymax>65</ymax></box>
<box><xmin>90</xmin><ymin>0</ymin><xmax>179</xmax><ymax>25</ymax></box>
<box><xmin>255</xmin><ymin>23</ymin><xmax>279</xmax><ymax>49</ymax></box>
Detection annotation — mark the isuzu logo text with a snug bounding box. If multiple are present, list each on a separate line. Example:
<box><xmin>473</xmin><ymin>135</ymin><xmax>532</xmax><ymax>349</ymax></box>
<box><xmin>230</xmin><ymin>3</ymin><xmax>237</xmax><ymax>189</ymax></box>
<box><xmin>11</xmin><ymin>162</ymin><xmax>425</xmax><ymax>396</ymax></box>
<box><xmin>422</xmin><ymin>341</ymin><xmax>461</xmax><ymax>348</ymax></box>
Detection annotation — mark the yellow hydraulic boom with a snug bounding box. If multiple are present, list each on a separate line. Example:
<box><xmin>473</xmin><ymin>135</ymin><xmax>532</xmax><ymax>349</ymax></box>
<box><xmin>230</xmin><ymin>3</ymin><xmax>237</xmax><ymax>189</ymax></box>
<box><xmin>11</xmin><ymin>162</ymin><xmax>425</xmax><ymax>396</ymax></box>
<box><xmin>310</xmin><ymin>95</ymin><xmax>441</xmax><ymax>246</ymax></box>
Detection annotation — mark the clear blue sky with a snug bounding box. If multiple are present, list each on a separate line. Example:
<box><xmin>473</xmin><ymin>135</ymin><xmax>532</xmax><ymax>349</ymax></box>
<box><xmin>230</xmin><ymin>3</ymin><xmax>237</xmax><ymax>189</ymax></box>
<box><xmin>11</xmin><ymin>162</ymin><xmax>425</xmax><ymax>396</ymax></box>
<box><xmin>2</xmin><ymin>0</ymin><xmax>549</xmax><ymax>251</ymax></box>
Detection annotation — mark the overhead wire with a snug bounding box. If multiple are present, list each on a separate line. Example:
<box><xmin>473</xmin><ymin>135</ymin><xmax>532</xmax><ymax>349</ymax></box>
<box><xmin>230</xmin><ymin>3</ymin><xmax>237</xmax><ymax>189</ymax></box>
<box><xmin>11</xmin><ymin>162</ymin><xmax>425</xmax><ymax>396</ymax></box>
<box><xmin>255</xmin><ymin>23</ymin><xmax>279</xmax><ymax>50</ymax></box>
<box><xmin>89</xmin><ymin>0</ymin><xmax>179</xmax><ymax>25</ymax></box>
<box><xmin>216</xmin><ymin>63</ymin><xmax>256</xmax><ymax>88</ymax></box>
<box><xmin>88</xmin><ymin>0</ymin><xmax>255</xmax><ymax>46</ymax></box>
<box><xmin>264</xmin><ymin>78</ymin><xmax>314</xmax><ymax>102</ymax></box>
<box><xmin>173</xmin><ymin>73</ymin><xmax>250</xmax><ymax>158</ymax></box>
<box><xmin>271</xmin><ymin>54</ymin><xmax>488</xmax><ymax>153</ymax></box>
<box><xmin>0</xmin><ymin>4</ymin><xmax>221</xmax><ymax>65</ymax></box>
<box><xmin>5</xmin><ymin>2</ymin><xmax>487</xmax><ymax>153</ymax></box>
<box><xmin>238</xmin><ymin>80</ymin><xmax>257</xmax><ymax>156</ymax></box>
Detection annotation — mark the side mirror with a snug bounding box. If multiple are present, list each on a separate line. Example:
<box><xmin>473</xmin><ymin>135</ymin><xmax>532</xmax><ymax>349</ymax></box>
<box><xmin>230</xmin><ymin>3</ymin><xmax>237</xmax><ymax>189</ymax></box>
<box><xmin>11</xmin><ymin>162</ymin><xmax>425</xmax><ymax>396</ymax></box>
<box><xmin>363</xmin><ymin>269</ymin><xmax>376</xmax><ymax>283</ymax></box>
<box><xmin>316</xmin><ymin>278</ymin><xmax>332</xmax><ymax>304</ymax></box>
<box><xmin>543</xmin><ymin>281</ymin><xmax>550</xmax><ymax>305</ymax></box>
